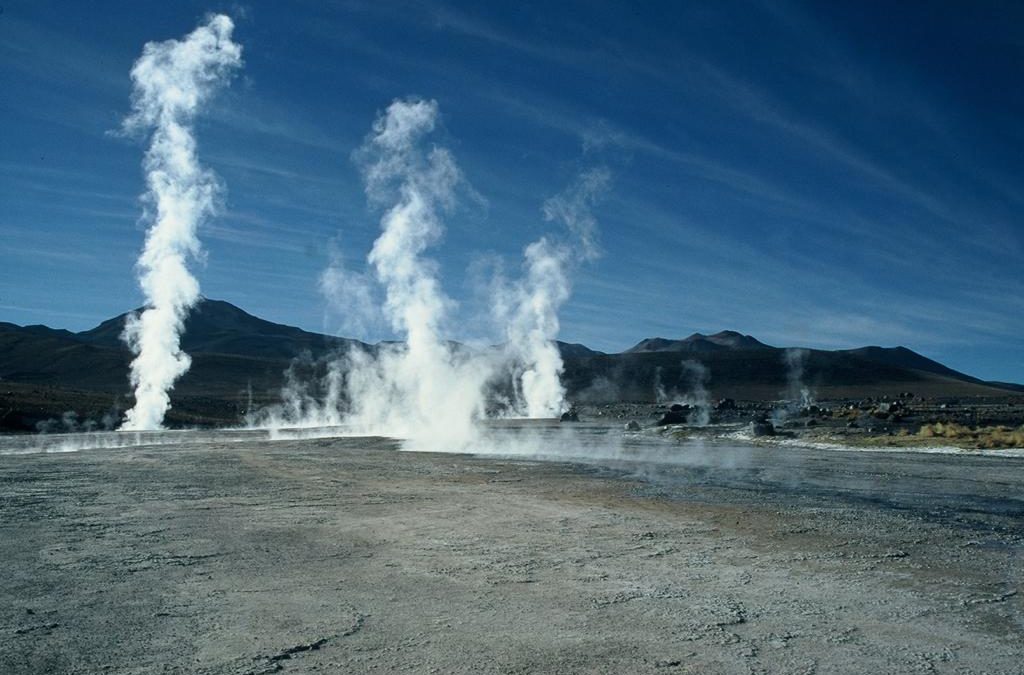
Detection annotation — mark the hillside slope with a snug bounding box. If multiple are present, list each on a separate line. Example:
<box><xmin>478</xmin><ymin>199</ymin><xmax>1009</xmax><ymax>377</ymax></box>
<box><xmin>1</xmin><ymin>300</ymin><xmax>1019</xmax><ymax>430</ymax></box>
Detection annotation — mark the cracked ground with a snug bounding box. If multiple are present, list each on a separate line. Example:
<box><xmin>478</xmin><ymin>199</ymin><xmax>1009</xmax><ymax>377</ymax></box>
<box><xmin>1</xmin><ymin>435</ymin><xmax>1022</xmax><ymax>674</ymax></box>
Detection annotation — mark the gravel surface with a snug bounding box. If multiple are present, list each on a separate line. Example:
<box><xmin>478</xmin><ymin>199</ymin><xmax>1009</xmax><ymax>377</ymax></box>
<box><xmin>1</xmin><ymin>431</ymin><xmax>1022</xmax><ymax>674</ymax></box>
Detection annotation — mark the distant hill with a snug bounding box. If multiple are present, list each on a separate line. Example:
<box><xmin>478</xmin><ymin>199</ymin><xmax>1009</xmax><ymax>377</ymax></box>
<box><xmin>0</xmin><ymin>300</ymin><xmax>371</xmax><ymax>430</ymax></box>
<box><xmin>838</xmin><ymin>346</ymin><xmax>982</xmax><ymax>383</ymax></box>
<box><xmin>578</xmin><ymin>331</ymin><xmax>1015</xmax><ymax>402</ymax></box>
<box><xmin>561</xmin><ymin>348</ymin><xmax>1016</xmax><ymax>403</ymax></box>
<box><xmin>1</xmin><ymin>299</ymin><xmax>1020</xmax><ymax>430</ymax></box>
<box><xmin>77</xmin><ymin>299</ymin><xmax>365</xmax><ymax>359</ymax></box>
<box><xmin>626</xmin><ymin>330</ymin><xmax>772</xmax><ymax>353</ymax></box>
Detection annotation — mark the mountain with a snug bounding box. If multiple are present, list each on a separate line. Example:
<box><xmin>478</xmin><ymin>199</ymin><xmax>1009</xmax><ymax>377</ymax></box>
<box><xmin>0</xmin><ymin>321</ymin><xmax>128</xmax><ymax>390</ymax></box>
<box><xmin>77</xmin><ymin>298</ymin><xmax>365</xmax><ymax>359</ymax></box>
<box><xmin>626</xmin><ymin>331</ymin><xmax>772</xmax><ymax>353</ymax></box>
<box><xmin>556</xmin><ymin>341</ymin><xmax>604</xmax><ymax>359</ymax></box>
<box><xmin>0</xmin><ymin>300</ymin><xmax>373</xmax><ymax>431</ymax></box>
<box><xmin>562</xmin><ymin>346</ymin><xmax>1018</xmax><ymax>403</ymax></box>
<box><xmin>838</xmin><ymin>346</ymin><xmax>981</xmax><ymax>383</ymax></box>
<box><xmin>1</xmin><ymin>299</ymin><xmax>1020</xmax><ymax>430</ymax></box>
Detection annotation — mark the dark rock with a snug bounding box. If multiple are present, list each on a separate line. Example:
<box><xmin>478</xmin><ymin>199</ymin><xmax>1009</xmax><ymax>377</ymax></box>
<box><xmin>624</xmin><ymin>420</ymin><xmax>641</xmax><ymax>431</ymax></box>
<box><xmin>751</xmin><ymin>421</ymin><xmax>775</xmax><ymax>437</ymax></box>
<box><xmin>657</xmin><ymin>406</ymin><xmax>691</xmax><ymax>426</ymax></box>
<box><xmin>560</xmin><ymin>409</ymin><xmax>580</xmax><ymax>422</ymax></box>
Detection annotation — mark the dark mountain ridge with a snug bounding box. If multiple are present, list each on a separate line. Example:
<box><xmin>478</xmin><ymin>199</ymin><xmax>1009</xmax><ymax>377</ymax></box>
<box><xmin>1</xmin><ymin>299</ymin><xmax>1019</xmax><ymax>430</ymax></box>
<box><xmin>626</xmin><ymin>330</ymin><xmax>772</xmax><ymax>353</ymax></box>
<box><xmin>76</xmin><ymin>299</ymin><xmax>368</xmax><ymax>359</ymax></box>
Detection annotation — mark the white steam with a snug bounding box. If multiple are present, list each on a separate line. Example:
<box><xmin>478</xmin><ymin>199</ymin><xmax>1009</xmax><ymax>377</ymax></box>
<box><xmin>319</xmin><ymin>244</ymin><xmax>379</xmax><ymax>338</ymax></box>
<box><xmin>785</xmin><ymin>348</ymin><xmax>814</xmax><ymax>408</ymax></box>
<box><xmin>680</xmin><ymin>360</ymin><xmax>711</xmax><ymax>426</ymax></box>
<box><xmin>119</xmin><ymin>15</ymin><xmax>241</xmax><ymax>431</ymax></box>
<box><xmin>495</xmin><ymin>238</ymin><xmax>571</xmax><ymax>417</ymax></box>
<box><xmin>654</xmin><ymin>360</ymin><xmax>712</xmax><ymax>426</ymax></box>
<box><xmin>496</xmin><ymin>168</ymin><xmax>610</xmax><ymax>417</ymax></box>
<box><xmin>654</xmin><ymin>366</ymin><xmax>669</xmax><ymax>404</ymax></box>
<box><xmin>773</xmin><ymin>348</ymin><xmax>815</xmax><ymax>425</ymax></box>
<box><xmin>541</xmin><ymin>168</ymin><xmax>609</xmax><ymax>263</ymax></box>
<box><xmin>257</xmin><ymin>101</ymin><xmax>612</xmax><ymax>448</ymax></box>
<box><xmin>340</xmin><ymin>99</ymin><xmax>493</xmax><ymax>449</ymax></box>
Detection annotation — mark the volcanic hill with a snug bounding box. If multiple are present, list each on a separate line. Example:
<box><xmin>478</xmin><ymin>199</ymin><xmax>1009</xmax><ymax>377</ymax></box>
<box><xmin>0</xmin><ymin>299</ymin><xmax>1017</xmax><ymax>431</ymax></box>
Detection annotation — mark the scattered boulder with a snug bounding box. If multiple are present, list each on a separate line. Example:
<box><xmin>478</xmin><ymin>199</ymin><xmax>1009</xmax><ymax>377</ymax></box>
<box><xmin>657</xmin><ymin>404</ymin><xmax>691</xmax><ymax>426</ymax></box>
<box><xmin>750</xmin><ymin>414</ymin><xmax>775</xmax><ymax>436</ymax></box>
<box><xmin>872</xmin><ymin>400</ymin><xmax>908</xmax><ymax>421</ymax></box>
<box><xmin>560</xmin><ymin>409</ymin><xmax>580</xmax><ymax>422</ymax></box>
<box><xmin>714</xmin><ymin>398</ymin><xmax>737</xmax><ymax>411</ymax></box>
<box><xmin>624</xmin><ymin>420</ymin><xmax>641</xmax><ymax>432</ymax></box>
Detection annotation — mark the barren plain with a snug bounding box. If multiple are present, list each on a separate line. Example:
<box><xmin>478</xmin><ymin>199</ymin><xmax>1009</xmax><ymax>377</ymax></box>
<box><xmin>1</xmin><ymin>430</ymin><xmax>1022</xmax><ymax>674</ymax></box>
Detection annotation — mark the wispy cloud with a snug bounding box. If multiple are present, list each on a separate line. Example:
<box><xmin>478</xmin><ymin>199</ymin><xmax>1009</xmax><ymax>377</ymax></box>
<box><xmin>0</xmin><ymin>15</ymin><xmax>128</xmax><ymax>93</ymax></box>
<box><xmin>206</xmin><ymin>153</ymin><xmax>347</xmax><ymax>187</ymax></box>
<box><xmin>203</xmin><ymin>222</ymin><xmax>311</xmax><ymax>254</ymax></box>
<box><xmin>206</xmin><ymin>96</ymin><xmax>350</xmax><ymax>155</ymax></box>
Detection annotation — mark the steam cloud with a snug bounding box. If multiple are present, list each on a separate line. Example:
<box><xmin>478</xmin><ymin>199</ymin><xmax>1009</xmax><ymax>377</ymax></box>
<box><xmin>256</xmin><ymin>100</ymin><xmax>612</xmax><ymax>450</ymax></box>
<box><xmin>119</xmin><ymin>15</ymin><xmax>242</xmax><ymax>430</ymax></box>
<box><xmin>680</xmin><ymin>360</ymin><xmax>711</xmax><ymax>426</ymax></box>
<box><xmin>496</xmin><ymin>168</ymin><xmax>610</xmax><ymax>417</ymax></box>
<box><xmin>349</xmin><ymin>100</ymin><xmax>493</xmax><ymax>447</ymax></box>
<box><xmin>654</xmin><ymin>360</ymin><xmax>712</xmax><ymax>426</ymax></box>
<box><xmin>784</xmin><ymin>348</ymin><xmax>814</xmax><ymax>407</ymax></box>
<box><xmin>773</xmin><ymin>348</ymin><xmax>815</xmax><ymax>425</ymax></box>
<box><xmin>654</xmin><ymin>365</ymin><xmax>670</xmax><ymax>404</ymax></box>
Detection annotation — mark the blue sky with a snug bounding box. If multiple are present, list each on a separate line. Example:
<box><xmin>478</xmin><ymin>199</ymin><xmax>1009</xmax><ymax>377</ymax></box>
<box><xmin>1</xmin><ymin>1</ymin><xmax>1022</xmax><ymax>382</ymax></box>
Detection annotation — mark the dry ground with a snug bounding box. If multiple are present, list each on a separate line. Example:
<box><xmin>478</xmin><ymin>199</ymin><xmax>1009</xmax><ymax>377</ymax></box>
<box><xmin>1</xmin><ymin>434</ymin><xmax>1022</xmax><ymax>674</ymax></box>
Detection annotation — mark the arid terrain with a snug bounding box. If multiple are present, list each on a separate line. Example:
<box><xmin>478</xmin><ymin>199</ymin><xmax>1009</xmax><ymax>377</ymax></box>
<box><xmin>1</xmin><ymin>428</ymin><xmax>1021</xmax><ymax>674</ymax></box>
<box><xmin>582</xmin><ymin>398</ymin><xmax>1024</xmax><ymax>451</ymax></box>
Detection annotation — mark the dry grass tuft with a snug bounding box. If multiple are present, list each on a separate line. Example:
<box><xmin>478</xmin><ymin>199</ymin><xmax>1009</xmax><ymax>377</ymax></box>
<box><xmin>918</xmin><ymin>422</ymin><xmax>1024</xmax><ymax>449</ymax></box>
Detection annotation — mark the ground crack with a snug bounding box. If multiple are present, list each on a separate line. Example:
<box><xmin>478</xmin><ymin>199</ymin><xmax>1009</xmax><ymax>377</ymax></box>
<box><xmin>14</xmin><ymin>622</ymin><xmax>60</xmax><ymax>635</ymax></box>
<box><xmin>269</xmin><ymin>637</ymin><xmax>329</xmax><ymax>662</ymax></box>
<box><xmin>963</xmin><ymin>589</ymin><xmax>1017</xmax><ymax>606</ymax></box>
<box><xmin>244</xmin><ymin>615</ymin><xmax>365</xmax><ymax>674</ymax></box>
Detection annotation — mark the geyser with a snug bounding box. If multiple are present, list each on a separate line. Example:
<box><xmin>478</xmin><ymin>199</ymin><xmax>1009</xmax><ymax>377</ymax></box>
<box><xmin>338</xmin><ymin>99</ymin><xmax>492</xmax><ymax>449</ymax></box>
<box><xmin>653</xmin><ymin>360</ymin><xmax>712</xmax><ymax>426</ymax></box>
<box><xmin>256</xmin><ymin>100</ymin><xmax>612</xmax><ymax>451</ymax></box>
<box><xmin>680</xmin><ymin>360</ymin><xmax>711</xmax><ymax>426</ymax></box>
<box><xmin>773</xmin><ymin>348</ymin><xmax>815</xmax><ymax>425</ymax></box>
<box><xmin>119</xmin><ymin>15</ymin><xmax>242</xmax><ymax>431</ymax></box>
<box><xmin>496</xmin><ymin>168</ymin><xmax>610</xmax><ymax>418</ymax></box>
<box><xmin>784</xmin><ymin>347</ymin><xmax>814</xmax><ymax>408</ymax></box>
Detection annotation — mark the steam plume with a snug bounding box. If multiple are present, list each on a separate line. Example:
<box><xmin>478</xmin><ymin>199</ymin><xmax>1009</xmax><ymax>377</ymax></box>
<box><xmin>653</xmin><ymin>361</ymin><xmax>712</xmax><ymax>425</ymax></box>
<box><xmin>343</xmin><ymin>99</ymin><xmax>491</xmax><ymax>449</ymax></box>
<box><xmin>680</xmin><ymin>360</ymin><xmax>711</xmax><ymax>426</ymax></box>
<box><xmin>773</xmin><ymin>348</ymin><xmax>814</xmax><ymax>425</ymax></box>
<box><xmin>119</xmin><ymin>15</ymin><xmax>241</xmax><ymax>430</ymax></box>
<box><xmin>541</xmin><ymin>168</ymin><xmax>609</xmax><ymax>263</ymax></box>
<box><xmin>496</xmin><ymin>238</ymin><xmax>572</xmax><ymax>417</ymax></box>
<box><xmin>262</xmin><ymin>105</ymin><xmax>613</xmax><ymax>443</ymax></box>
<box><xmin>654</xmin><ymin>365</ymin><xmax>669</xmax><ymax>403</ymax></box>
<box><xmin>498</xmin><ymin>168</ymin><xmax>610</xmax><ymax>417</ymax></box>
<box><xmin>784</xmin><ymin>348</ymin><xmax>814</xmax><ymax>407</ymax></box>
